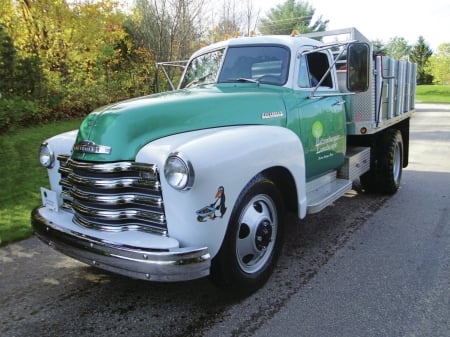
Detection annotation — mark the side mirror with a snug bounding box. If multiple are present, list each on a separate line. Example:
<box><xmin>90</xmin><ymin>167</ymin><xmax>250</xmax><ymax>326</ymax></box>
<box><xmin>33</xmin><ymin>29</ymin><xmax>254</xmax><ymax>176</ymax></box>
<box><xmin>346</xmin><ymin>43</ymin><xmax>370</xmax><ymax>92</ymax></box>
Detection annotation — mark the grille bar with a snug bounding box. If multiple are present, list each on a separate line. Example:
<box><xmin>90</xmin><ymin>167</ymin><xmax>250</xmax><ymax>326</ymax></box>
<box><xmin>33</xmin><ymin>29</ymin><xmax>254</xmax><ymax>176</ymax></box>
<box><xmin>70</xmin><ymin>187</ymin><xmax>163</xmax><ymax>208</ymax></box>
<box><xmin>65</xmin><ymin>174</ymin><xmax>160</xmax><ymax>190</ymax></box>
<box><xmin>58</xmin><ymin>155</ymin><xmax>167</xmax><ymax>235</ymax></box>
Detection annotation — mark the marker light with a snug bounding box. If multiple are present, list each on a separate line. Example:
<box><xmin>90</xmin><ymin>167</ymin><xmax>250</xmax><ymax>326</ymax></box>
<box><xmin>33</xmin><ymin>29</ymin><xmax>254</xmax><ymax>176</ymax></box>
<box><xmin>39</xmin><ymin>142</ymin><xmax>55</xmax><ymax>168</ymax></box>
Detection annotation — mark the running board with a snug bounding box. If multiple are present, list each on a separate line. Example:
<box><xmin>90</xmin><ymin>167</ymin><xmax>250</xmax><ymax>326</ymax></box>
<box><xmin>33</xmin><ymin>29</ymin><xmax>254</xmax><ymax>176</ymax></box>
<box><xmin>306</xmin><ymin>171</ymin><xmax>352</xmax><ymax>214</ymax></box>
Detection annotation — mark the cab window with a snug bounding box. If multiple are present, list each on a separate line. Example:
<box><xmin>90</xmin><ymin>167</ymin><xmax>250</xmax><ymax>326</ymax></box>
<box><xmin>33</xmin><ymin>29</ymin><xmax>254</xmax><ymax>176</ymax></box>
<box><xmin>298</xmin><ymin>51</ymin><xmax>333</xmax><ymax>88</ymax></box>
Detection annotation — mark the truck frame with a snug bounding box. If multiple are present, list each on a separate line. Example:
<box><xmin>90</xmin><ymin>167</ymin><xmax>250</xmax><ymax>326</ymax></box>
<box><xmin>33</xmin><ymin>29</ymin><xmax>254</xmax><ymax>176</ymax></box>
<box><xmin>32</xmin><ymin>28</ymin><xmax>416</xmax><ymax>294</ymax></box>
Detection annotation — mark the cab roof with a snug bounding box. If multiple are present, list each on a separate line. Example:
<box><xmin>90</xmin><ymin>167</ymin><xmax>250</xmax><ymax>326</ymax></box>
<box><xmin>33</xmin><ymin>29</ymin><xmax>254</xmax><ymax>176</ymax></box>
<box><xmin>191</xmin><ymin>35</ymin><xmax>324</xmax><ymax>58</ymax></box>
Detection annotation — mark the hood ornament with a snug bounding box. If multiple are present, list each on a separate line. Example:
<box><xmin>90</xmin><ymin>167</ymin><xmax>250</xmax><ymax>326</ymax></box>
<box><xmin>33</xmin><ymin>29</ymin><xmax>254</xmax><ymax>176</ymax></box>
<box><xmin>73</xmin><ymin>140</ymin><xmax>111</xmax><ymax>155</ymax></box>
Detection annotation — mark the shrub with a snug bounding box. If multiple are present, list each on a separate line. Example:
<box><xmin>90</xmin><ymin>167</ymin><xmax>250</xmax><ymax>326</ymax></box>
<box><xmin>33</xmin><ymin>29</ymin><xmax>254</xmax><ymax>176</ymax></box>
<box><xmin>0</xmin><ymin>96</ymin><xmax>48</xmax><ymax>133</ymax></box>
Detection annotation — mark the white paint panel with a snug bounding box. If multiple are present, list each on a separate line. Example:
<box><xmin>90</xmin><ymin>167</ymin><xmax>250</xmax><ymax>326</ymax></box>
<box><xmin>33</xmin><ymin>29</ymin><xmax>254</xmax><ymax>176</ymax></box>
<box><xmin>137</xmin><ymin>125</ymin><xmax>307</xmax><ymax>257</ymax></box>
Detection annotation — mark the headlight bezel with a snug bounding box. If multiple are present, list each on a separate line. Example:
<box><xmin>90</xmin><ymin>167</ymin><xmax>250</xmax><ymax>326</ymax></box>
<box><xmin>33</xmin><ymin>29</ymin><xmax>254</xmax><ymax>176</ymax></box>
<box><xmin>164</xmin><ymin>152</ymin><xmax>195</xmax><ymax>191</ymax></box>
<box><xmin>39</xmin><ymin>142</ymin><xmax>55</xmax><ymax>168</ymax></box>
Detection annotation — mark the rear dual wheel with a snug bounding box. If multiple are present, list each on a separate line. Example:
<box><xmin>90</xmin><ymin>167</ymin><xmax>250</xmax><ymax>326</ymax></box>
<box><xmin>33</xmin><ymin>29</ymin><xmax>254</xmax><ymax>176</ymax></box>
<box><xmin>360</xmin><ymin>129</ymin><xmax>403</xmax><ymax>194</ymax></box>
<box><xmin>210</xmin><ymin>176</ymin><xmax>284</xmax><ymax>295</ymax></box>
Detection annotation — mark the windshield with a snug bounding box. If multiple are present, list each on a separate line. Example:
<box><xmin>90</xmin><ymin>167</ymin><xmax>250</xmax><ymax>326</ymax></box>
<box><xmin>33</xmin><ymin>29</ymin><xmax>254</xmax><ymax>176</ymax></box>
<box><xmin>179</xmin><ymin>49</ymin><xmax>225</xmax><ymax>89</ymax></box>
<box><xmin>179</xmin><ymin>45</ymin><xmax>290</xmax><ymax>89</ymax></box>
<box><xmin>218</xmin><ymin>45</ymin><xmax>290</xmax><ymax>85</ymax></box>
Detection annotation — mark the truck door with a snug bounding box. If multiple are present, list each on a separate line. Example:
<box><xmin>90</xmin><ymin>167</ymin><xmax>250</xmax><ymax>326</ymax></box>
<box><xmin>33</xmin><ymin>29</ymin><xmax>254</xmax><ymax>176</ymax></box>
<box><xmin>292</xmin><ymin>49</ymin><xmax>347</xmax><ymax>180</ymax></box>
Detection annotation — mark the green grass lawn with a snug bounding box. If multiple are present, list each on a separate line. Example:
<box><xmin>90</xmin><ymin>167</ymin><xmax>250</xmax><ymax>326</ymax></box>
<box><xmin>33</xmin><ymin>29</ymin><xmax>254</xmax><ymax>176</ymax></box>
<box><xmin>416</xmin><ymin>85</ymin><xmax>450</xmax><ymax>103</ymax></box>
<box><xmin>1</xmin><ymin>85</ymin><xmax>449</xmax><ymax>247</ymax></box>
<box><xmin>0</xmin><ymin>118</ymin><xmax>82</xmax><ymax>246</ymax></box>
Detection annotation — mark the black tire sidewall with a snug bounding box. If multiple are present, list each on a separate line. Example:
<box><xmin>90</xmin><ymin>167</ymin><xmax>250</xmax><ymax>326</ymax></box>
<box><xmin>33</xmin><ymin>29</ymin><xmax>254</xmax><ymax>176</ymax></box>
<box><xmin>360</xmin><ymin>129</ymin><xmax>403</xmax><ymax>194</ymax></box>
<box><xmin>379</xmin><ymin>129</ymin><xmax>403</xmax><ymax>194</ymax></box>
<box><xmin>210</xmin><ymin>176</ymin><xmax>285</xmax><ymax>294</ymax></box>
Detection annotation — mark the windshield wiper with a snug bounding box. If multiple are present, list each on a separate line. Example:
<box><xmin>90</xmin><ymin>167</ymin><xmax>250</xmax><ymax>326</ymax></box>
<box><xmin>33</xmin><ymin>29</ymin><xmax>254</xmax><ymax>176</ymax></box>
<box><xmin>185</xmin><ymin>73</ymin><xmax>213</xmax><ymax>88</ymax></box>
<box><xmin>221</xmin><ymin>77</ymin><xmax>260</xmax><ymax>84</ymax></box>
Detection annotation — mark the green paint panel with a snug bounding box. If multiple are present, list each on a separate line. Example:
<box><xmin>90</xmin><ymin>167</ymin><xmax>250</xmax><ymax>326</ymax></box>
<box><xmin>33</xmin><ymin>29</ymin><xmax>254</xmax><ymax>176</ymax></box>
<box><xmin>72</xmin><ymin>84</ymin><xmax>289</xmax><ymax>162</ymax></box>
<box><xmin>289</xmin><ymin>90</ymin><xmax>347</xmax><ymax>180</ymax></box>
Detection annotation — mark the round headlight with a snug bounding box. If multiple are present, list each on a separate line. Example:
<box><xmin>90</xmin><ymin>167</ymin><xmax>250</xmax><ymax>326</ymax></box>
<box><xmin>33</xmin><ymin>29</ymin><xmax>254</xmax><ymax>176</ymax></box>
<box><xmin>39</xmin><ymin>142</ymin><xmax>55</xmax><ymax>168</ymax></box>
<box><xmin>164</xmin><ymin>153</ymin><xmax>194</xmax><ymax>190</ymax></box>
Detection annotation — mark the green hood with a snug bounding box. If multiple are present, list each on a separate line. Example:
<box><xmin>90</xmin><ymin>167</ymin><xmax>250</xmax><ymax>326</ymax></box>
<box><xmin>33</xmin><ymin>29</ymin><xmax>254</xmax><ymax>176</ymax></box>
<box><xmin>73</xmin><ymin>84</ymin><xmax>289</xmax><ymax>162</ymax></box>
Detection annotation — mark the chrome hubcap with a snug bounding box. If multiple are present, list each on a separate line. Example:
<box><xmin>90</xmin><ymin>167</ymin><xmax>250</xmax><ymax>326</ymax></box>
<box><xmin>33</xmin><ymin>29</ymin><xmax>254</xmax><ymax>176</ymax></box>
<box><xmin>236</xmin><ymin>195</ymin><xmax>277</xmax><ymax>274</ymax></box>
<box><xmin>393</xmin><ymin>141</ymin><xmax>401</xmax><ymax>183</ymax></box>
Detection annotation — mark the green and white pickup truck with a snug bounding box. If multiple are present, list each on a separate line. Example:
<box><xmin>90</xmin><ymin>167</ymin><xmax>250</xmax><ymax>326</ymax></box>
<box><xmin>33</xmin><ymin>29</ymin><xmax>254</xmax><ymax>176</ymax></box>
<box><xmin>32</xmin><ymin>28</ymin><xmax>416</xmax><ymax>293</ymax></box>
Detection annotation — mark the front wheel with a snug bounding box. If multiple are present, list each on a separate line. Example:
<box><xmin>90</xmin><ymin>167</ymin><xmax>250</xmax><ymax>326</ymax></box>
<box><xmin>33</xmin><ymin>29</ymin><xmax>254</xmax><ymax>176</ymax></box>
<box><xmin>210</xmin><ymin>176</ymin><xmax>285</xmax><ymax>295</ymax></box>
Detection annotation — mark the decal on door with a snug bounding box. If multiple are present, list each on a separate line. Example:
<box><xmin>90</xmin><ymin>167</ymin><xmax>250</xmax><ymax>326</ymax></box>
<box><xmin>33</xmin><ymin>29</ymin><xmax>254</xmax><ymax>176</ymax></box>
<box><xmin>196</xmin><ymin>186</ymin><xmax>227</xmax><ymax>222</ymax></box>
<box><xmin>312</xmin><ymin>120</ymin><xmax>342</xmax><ymax>160</ymax></box>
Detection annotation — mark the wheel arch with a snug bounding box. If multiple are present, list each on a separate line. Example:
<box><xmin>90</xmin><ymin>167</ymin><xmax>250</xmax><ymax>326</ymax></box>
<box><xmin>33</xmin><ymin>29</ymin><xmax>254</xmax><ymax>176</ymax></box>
<box><xmin>351</xmin><ymin>123</ymin><xmax>408</xmax><ymax>194</ymax></box>
<box><xmin>396</xmin><ymin>118</ymin><xmax>410</xmax><ymax>168</ymax></box>
<box><xmin>347</xmin><ymin>118</ymin><xmax>410</xmax><ymax>169</ymax></box>
<box><xmin>262</xmin><ymin>166</ymin><xmax>299</xmax><ymax>215</ymax></box>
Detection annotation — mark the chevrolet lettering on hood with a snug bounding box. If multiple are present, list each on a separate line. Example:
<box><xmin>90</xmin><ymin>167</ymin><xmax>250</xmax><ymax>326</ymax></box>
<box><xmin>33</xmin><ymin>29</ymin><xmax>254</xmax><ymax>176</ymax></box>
<box><xmin>73</xmin><ymin>140</ymin><xmax>111</xmax><ymax>155</ymax></box>
<box><xmin>261</xmin><ymin>111</ymin><xmax>284</xmax><ymax>119</ymax></box>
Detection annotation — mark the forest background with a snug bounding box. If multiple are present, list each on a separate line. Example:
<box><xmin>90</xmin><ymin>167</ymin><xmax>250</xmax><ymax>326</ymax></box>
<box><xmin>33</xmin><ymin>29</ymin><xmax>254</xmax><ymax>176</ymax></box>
<box><xmin>0</xmin><ymin>0</ymin><xmax>449</xmax><ymax>133</ymax></box>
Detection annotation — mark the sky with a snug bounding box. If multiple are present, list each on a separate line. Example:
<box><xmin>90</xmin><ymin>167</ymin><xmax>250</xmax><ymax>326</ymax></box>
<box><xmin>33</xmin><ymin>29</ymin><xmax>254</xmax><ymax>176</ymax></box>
<box><xmin>258</xmin><ymin>0</ymin><xmax>449</xmax><ymax>51</ymax></box>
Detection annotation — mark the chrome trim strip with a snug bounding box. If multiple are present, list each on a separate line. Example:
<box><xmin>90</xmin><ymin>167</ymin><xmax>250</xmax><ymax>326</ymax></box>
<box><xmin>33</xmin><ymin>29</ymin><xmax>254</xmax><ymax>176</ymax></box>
<box><xmin>70</xmin><ymin>187</ymin><xmax>163</xmax><ymax>207</ymax></box>
<box><xmin>67</xmin><ymin>174</ymin><xmax>160</xmax><ymax>190</ymax></box>
<box><xmin>58</xmin><ymin>166</ymin><xmax>71</xmax><ymax>176</ymax></box>
<box><xmin>32</xmin><ymin>206</ymin><xmax>211</xmax><ymax>282</ymax></box>
<box><xmin>73</xmin><ymin>214</ymin><xmax>167</xmax><ymax>235</ymax></box>
<box><xmin>72</xmin><ymin>201</ymin><xmax>166</xmax><ymax>224</ymax></box>
<box><xmin>67</xmin><ymin>158</ymin><xmax>157</xmax><ymax>175</ymax></box>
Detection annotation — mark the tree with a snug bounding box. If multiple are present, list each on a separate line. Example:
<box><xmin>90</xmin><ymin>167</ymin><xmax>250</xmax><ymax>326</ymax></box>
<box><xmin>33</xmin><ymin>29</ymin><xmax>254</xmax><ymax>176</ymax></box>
<box><xmin>0</xmin><ymin>23</ymin><xmax>44</xmax><ymax>99</ymax></box>
<box><xmin>0</xmin><ymin>24</ymin><xmax>16</xmax><ymax>95</ymax></box>
<box><xmin>259</xmin><ymin>0</ymin><xmax>328</xmax><ymax>35</ymax></box>
<box><xmin>205</xmin><ymin>0</ymin><xmax>260</xmax><ymax>43</ymax></box>
<box><xmin>135</xmin><ymin>0</ymin><xmax>204</xmax><ymax>62</ymax></box>
<box><xmin>385</xmin><ymin>37</ymin><xmax>411</xmax><ymax>60</ymax></box>
<box><xmin>372</xmin><ymin>39</ymin><xmax>386</xmax><ymax>55</ymax></box>
<box><xmin>243</xmin><ymin>0</ymin><xmax>260</xmax><ymax>36</ymax></box>
<box><xmin>2</xmin><ymin>1</ymin><xmax>140</xmax><ymax>110</ymax></box>
<box><xmin>427</xmin><ymin>43</ymin><xmax>450</xmax><ymax>85</ymax></box>
<box><xmin>133</xmin><ymin>0</ymin><xmax>206</xmax><ymax>92</ymax></box>
<box><xmin>409</xmin><ymin>36</ymin><xmax>433</xmax><ymax>85</ymax></box>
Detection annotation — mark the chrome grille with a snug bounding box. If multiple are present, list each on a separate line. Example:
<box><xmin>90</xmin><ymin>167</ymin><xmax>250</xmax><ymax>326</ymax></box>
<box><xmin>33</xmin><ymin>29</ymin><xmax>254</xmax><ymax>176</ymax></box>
<box><xmin>58</xmin><ymin>155</ymin><xmax>167</xmax><ymax>235</ymax></box>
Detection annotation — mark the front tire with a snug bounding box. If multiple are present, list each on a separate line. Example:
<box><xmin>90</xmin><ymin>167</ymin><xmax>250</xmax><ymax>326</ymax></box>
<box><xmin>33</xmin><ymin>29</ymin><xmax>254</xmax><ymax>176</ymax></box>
<box><xmin>210</xmin><ymin>176</ymin><xmax>285</xmax><ymax>295</ymax></box>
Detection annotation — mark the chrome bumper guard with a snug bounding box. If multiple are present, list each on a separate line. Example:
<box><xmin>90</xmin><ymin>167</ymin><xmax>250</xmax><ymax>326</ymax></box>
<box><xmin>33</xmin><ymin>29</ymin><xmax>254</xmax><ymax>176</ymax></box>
<box><xmin>31</xmin><ymin>206</ymin><xmax>211</xmax><ymax>282</ymax></box>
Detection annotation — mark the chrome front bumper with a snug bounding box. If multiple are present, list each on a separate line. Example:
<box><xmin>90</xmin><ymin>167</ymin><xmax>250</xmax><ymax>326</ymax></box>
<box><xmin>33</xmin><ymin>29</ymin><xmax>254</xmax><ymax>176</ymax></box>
<box><xmin>31</xmin><ymin>206</ymin><xmax>211</xmax><ymax>282</ymax></box>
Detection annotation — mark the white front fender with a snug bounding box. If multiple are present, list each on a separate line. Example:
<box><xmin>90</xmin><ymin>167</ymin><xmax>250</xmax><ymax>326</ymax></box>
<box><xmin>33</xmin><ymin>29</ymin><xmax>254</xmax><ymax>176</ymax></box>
<box><xmin>43</xmin><ymin>130</ymin><xmax>78</xmax><ymax>193</ymax></box>
<box><xmin>136</xmin><ymin>125</ymin><xmax>306</xmax><ymax>258</ymax></box>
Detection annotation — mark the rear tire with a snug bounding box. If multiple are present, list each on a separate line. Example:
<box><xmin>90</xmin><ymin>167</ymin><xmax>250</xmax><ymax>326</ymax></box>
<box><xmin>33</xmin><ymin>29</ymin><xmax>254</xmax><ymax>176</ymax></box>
<box><xmin>360</xmin><ymin>129</ymin><xmax>403</xmax><ymax>194</ymax></box>
<box><xmin>210</xmin><ymin>176</ymin><xmax>285</xmax><ymax>295</ymax></box>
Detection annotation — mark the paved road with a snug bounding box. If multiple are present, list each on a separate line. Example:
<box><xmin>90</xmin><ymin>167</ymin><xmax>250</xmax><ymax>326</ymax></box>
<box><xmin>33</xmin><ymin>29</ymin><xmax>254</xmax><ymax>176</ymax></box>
<box><xmin>1</xmin><ymin>103</ymin><xmax>449</xmax><ymax>337</ymax></box>
<box><xmin>248</xmin><ymin>103</ymin><xmax>450</xmax><ymax>337</ymax></box>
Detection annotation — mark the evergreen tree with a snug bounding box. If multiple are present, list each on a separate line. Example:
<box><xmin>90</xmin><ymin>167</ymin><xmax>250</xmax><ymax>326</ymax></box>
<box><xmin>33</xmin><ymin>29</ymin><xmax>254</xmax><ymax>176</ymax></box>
<box><xmin>259</xmin><ymin>0</ymin><xmax>328</xmax><ymax>35</ymax></box>
<box><xmin>372</xmin><ymin>39</ymin><xmax>386</xmax><ymax>56</ymax></box>
<box><xmin>410</xmin><ymin>36</ymin><xmax>433</xmax><ymax>84</ymax></box>
<box><xmin>0</xmin><ymin>24</ymin><xmax>16</xmax><ymax>96</ymax></box>
<box><xmin>385</xmin><ymin>37</ymin><xmax>411</xmax><ymax>60</ymax></box>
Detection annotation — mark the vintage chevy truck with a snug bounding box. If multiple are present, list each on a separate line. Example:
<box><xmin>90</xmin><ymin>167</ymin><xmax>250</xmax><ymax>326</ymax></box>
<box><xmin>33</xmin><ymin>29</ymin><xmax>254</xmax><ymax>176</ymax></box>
<box><xmin>32</xmin><ymin>28</ymin><xmax>416</xmax><ymax>293</ymax></box>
